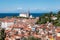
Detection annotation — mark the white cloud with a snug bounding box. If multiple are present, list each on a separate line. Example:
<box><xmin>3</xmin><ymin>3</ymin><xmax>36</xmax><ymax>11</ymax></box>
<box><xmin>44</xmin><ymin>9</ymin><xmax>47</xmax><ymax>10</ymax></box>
<box><xmin>17</xmin><ymin>8</ymin><xmax>22</xmax><ymax>10</ymax></box>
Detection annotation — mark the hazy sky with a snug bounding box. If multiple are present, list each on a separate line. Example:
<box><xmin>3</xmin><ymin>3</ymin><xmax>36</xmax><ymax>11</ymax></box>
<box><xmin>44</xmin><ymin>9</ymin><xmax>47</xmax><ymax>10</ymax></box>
<box><xmin>0</xmin><ymin>0</ymin><xmax>60</xmax><ymax>13</ymax></box>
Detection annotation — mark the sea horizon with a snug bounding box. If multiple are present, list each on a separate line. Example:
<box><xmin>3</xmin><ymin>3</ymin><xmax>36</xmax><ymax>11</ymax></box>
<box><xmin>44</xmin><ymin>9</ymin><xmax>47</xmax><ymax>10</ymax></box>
<box><xmin>0</xmin><ymin>13</ymin><xmax>45</xmax><ymax>18</ymax></box>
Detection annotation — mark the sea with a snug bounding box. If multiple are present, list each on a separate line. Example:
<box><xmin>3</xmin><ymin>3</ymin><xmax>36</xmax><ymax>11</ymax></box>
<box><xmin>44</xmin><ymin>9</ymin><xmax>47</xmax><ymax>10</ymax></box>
<box><xmin>0</xmin><ymin>13</ymin><xmax>45</xmax><ymax>18</ymax></box>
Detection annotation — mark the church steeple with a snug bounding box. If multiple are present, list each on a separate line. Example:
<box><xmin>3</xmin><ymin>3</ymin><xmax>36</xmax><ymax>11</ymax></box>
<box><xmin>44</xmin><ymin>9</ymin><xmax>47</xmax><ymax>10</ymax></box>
<box><xmin>27</xmin><ymin>10</ymin><xmax>30</xmax><ymax>17</ymax></box>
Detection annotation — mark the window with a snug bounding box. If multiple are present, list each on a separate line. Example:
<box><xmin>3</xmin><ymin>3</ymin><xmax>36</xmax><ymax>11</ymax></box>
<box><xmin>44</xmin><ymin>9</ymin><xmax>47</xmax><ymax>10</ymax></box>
<box><xmin>58</xmin><ymin>32</ymin><xmax>60</xmax><ymax>33</ymax></box>
<box><xmin>16</xmin><ymin>39</ymin><xmax>20</xmax><ymax>40</ymax></box>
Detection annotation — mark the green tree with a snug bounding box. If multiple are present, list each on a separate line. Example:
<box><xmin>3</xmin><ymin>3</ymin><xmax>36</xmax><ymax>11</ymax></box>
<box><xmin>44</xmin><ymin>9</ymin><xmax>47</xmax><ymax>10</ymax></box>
<box><xmin>57</xmin><ymin>11</ymin><xmax>60</xmax><ymax>19</ymax></box>
<box><xmin>0</xmin><ymin>28</ymin><xmax>5</xmax><ymax>40</ymax></box>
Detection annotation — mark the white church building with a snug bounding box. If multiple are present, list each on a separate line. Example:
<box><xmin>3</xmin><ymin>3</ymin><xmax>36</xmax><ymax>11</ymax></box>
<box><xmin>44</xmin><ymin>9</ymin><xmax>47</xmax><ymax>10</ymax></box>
<box><xmin>19</xmin><ymin>12</ymin><xmax>30</xmax><ymax>17</ymax></box>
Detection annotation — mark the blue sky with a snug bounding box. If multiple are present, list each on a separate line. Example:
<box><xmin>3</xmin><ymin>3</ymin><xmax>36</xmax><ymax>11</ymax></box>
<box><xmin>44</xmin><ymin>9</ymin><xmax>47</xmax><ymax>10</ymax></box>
<box><xmin>0</xmin><ymin>0</ymin><xmax>60</xmax><ymax>13</ymax></box>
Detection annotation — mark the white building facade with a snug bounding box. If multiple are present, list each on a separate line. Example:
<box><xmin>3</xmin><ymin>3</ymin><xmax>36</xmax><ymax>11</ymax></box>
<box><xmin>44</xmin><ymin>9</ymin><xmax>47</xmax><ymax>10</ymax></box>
<box><xmin>1</xmin><ymin>22</ymin><xmax>14</xmax><ymax>28</ymax></box>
